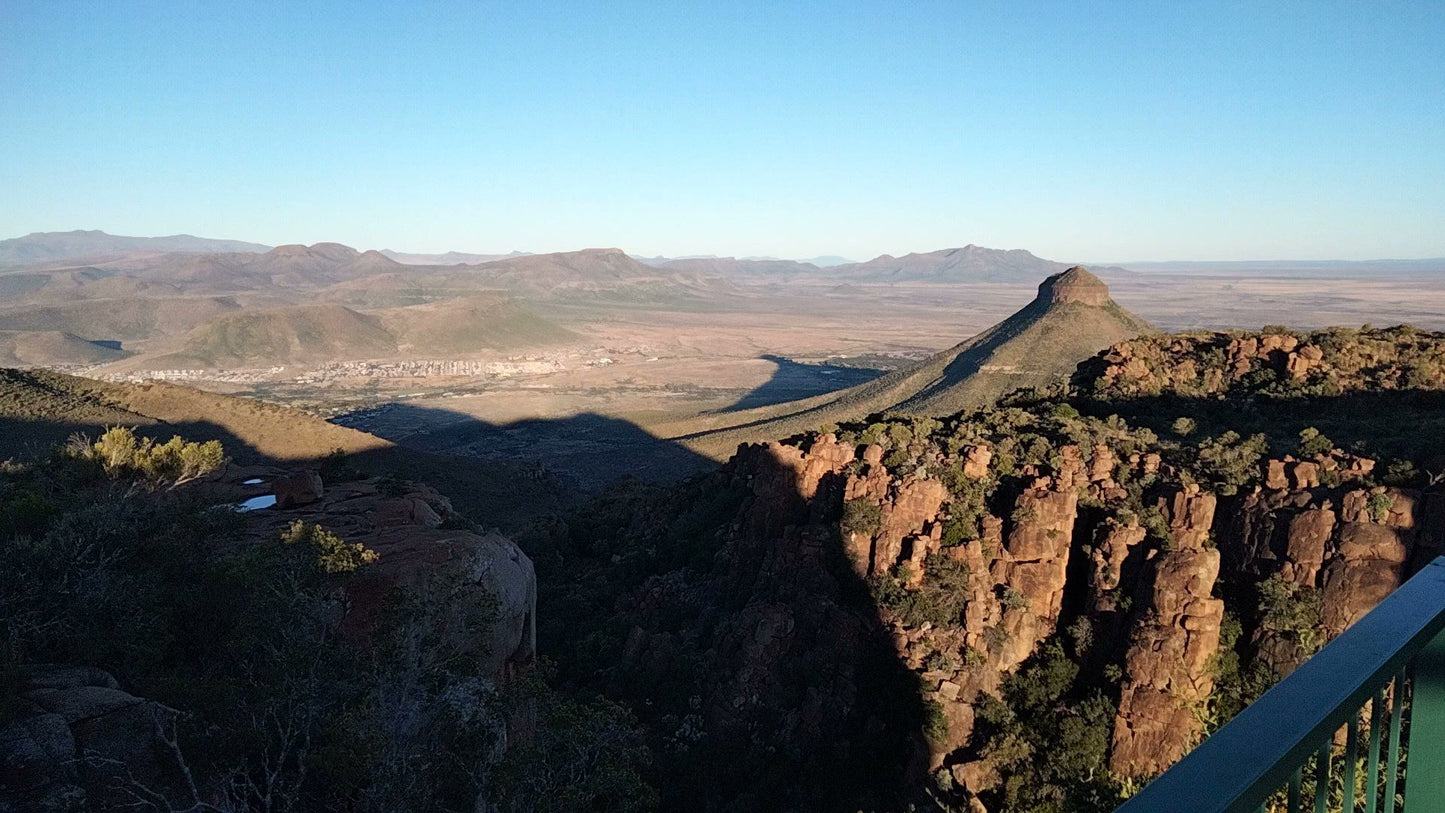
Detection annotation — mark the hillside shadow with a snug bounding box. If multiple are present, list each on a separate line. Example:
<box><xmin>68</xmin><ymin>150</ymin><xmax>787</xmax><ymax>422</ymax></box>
<box><xmin>0</xmin><ymin>413</ymin><xmax>578</xmax><ymax>531</ymax></box>
<box><xmin>719</xmin><ymin>353</ymin><xmax>885</xmax><ymax>412</ymax></box>
<box><xmin>0</xmin><ymin>405</ymin><xmax>941</xmax><ymax>809</ymax></box>
<box><xmin>329</xmin><ymin>402</ymin><xmax>718</xmax><ymax>492</ymax></box>
<box><xmin>532</xmin><ymin>437</ymin><xmax>940</xmax><ymax>811</ymax></box>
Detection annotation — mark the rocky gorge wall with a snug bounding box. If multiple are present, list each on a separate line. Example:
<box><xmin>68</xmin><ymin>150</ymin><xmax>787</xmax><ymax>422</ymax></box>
<box><xmin>544</xmin><ymin>326</ymin><xmax>1445</xmax><ymax>810</ymax></box>
<box><xmin>683</xmin><ymin>424</ymin><xmax>1444</xmax><ymax>809</ymax></box>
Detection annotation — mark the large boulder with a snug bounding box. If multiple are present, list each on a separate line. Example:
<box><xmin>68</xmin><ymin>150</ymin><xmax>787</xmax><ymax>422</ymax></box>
<box><xmin>274</xmin><ymin>470</ymin><xmax>324</xmax><ymax>508</ymax></box>
<box><xmin>344</xmin><ymin>527</ymin><xmax>537</xmax><ymax>683</ymax></box>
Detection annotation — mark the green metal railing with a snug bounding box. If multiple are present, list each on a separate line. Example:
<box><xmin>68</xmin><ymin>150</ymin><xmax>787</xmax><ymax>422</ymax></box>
<box><xmin>1117</xmin><ymin>557</ymin><xmax>1445</xmax><ymax>813</ymax></box>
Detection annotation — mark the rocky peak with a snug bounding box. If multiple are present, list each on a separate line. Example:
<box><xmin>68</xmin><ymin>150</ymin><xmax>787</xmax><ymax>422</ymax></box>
<box><xmin>1037</xmin><ymin>265</ymin><xmax>1111</xmax><ymax>306</ymax></box>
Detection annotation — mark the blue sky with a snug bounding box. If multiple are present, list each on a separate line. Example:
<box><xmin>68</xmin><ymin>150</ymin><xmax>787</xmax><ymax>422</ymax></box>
<box><xmin>1</xmin><ymin>1</ymin><xmax>1441</xmax><ymax>261</ymax></box>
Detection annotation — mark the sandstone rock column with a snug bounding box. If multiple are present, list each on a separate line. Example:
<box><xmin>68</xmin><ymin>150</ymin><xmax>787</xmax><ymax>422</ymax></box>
<box><xmin>1111</xmin><ymin>488</ymin><xmax>1224</xmax><ymax>777</ymax></box>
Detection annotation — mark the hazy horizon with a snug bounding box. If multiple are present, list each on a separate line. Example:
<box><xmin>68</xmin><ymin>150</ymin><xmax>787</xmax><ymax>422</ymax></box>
<box><xmin>8</xmin><ymin>227</ymin><xmax>1445</xmax><ymax>268</ymax></box>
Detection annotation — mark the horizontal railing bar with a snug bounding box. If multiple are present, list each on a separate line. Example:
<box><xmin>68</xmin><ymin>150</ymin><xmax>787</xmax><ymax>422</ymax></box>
<box><xmin>1117</xmin><ymin>557</ymin><xmax>1445</xmax><ymax>813</ymax></box>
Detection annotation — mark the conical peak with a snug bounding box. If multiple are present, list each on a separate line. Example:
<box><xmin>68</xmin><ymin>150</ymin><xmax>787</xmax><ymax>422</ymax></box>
<box><xmin>1037</xmin><ymin>266</ymin><xmax>1110</xmax><ymax>306</ymax></box>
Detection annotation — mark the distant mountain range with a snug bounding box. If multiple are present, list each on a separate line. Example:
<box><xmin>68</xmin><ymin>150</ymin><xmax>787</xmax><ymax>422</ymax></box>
<box><xmin>0</xmin><ymin>229</ymin><xmax>1430</xmax><ymax>370</ymax></box>
<box><xmin>0</xmin><ymin>230</ymin><xmax>270</xmax><ymax>266</ymax></box>
<box><xmin>2</xmin><ymin>231</ymin><xmax>1122</xmax><ymax>282</ymax></box>
<box><xmin>828</xmin><ymin>245</ymin><xmax>1133</xmax><ymax>282</ymax></box>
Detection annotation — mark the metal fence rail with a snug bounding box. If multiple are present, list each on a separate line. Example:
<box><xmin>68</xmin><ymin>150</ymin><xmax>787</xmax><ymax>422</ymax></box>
<box><xmin>1117</xmin><ymin>557</ymin><xmax>1445</xmax><ymax>813</ymax></box>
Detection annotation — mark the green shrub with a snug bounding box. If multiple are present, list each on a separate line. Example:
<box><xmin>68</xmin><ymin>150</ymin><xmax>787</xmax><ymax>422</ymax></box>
<box><xmin>872</xmin><ymin>555</ymin><xmax>971</xmax><ymax>628</ymax></box>
<box><xmin>840</xmin><ymin>500</ymin><xmax>884</xmax><ymax>537</ymax></box>
<box><xmin>70</xmin><ymin>426</ymin><xmax>224</xmax><ymax>486</ymax></box>
<box><xmin>1367</xmin><ymin>491</ymin><xmax>1394</xmax><ymax>523</ymax></box>
<box><xmin>280</xmin><ymin>520</ymin><xmax>380</xmax><ymax>575</ymax></box>
<box><xmin>1194</xmin><ymin>431</ymin><xmax>1268</xmax><ymax>490</ymax></box>
<box><xmin>1380</xmin><ymin>459</ymin><xmax>1420</xmax><ymax>487</ymax></box>
<box><xmin>1258</xmin><ymin>575</ymin><xmax>1324</xmax><ymax>655</ymax></box>
<box><xmin>1051</xmin><ymin>403</ymin><xmax>1081</xmax><ymax>420</ymax></box>
<box><xmin>1296</xmin><ymin>427</ymin><xmax>1334</xmax><ymax>457</ymax></box>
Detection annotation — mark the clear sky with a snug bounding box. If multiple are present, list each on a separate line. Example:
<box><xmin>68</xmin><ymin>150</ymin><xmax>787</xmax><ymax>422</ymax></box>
<box><xmin>1</xmin><ymin>1</ymin><xmax>1442</xmax><ymax>262</ymax></box>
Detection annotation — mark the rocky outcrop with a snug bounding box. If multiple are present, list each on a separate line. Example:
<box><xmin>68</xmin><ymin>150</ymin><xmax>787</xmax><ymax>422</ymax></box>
<box><xmin>990</xmin><ymin>483</ymin><xmax>1079</xmax><ymax>672</ymax></box>
<box><xmin>1110</xmin><ymin>489</ymin><xmax>1223</xmax><ymax>777</ymax></box>
<box><xmin>1038</xmin><ymin>266</ymin><xmax>1111</xmax><ymax>306</ymax></box>
<box><xmin>0</xmin><ymin>666</ymin><xmax>185</xmax><ymax>811</ymax></box>
<box><xmin>238</xmin><ymin>475</ymin><xmax>537</xmax><ymax>685</ymax></box>
<box><xmin>1084</xmin><ymin>326</ymin><xmax>1445</xmax><ymax>399</ymax></box>
<box><xmin>1321</xmin><ymin>489</ymin><xmax>1416</xmax><ymax>638</ymax></box>
<box><xmin>1089</xmin><ymin>520</ymin><xmax>1147</xmax><ymax>613</ymax></box>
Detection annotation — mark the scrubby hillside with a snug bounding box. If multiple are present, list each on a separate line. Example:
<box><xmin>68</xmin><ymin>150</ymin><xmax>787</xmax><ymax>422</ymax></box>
<box><xmin>0</xmin><ymin>296</ymin><xmax>243</xmax><ymax>343</ymax></box>
<box><xmin>1080</xmin><ymin>324</ymin><xmax>1445</xmax><ymax>399</ymax></box>
<box><xmin>377</xmin><ymin>293</ymin><xmax>578</xmax><ymax>354</ymax></box>
<box><xmin>534</xmin><ymin>325</ymin><xmax>1445</xmax><ymax>810</ymax></box>
<box><xmin>173</xmin><ymin>303</ymin><xmax>398</xmax><ymax>366</ymax></box>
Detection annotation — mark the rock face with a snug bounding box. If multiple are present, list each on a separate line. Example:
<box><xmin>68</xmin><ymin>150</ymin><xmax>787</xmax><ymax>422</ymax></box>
<box><xmin>1089</xmin><ymin>520</ymin><xmax>1147</xmax><ymax>613</ymax></box>
<box><xmin>1321</xmin><ymin>489</ymin><xmax>1415</xmax><ymax>638</ymax></box>
<box><xmin>990</xmin><ymin>483</ymin><xmax>1079</xmax><ymax>673</ymax></box>
<box><xmin>0</xmin><ymin>666</ymin><xmax>184</xmax><ymax>811</ymax></box>
<box><xmin>572</xmin><ymin>342</ymin><xmax>1445</xmax><ymax>808</ymax></box>
<box><xmin>1037</xmin><ymin>266</ymin><xmax>1111</xmax><ymax>306</ymax></box>
<box><xmin>1110</xmin><ymin>489</ymin><xmax>1224</xmax><ymax>777</ymax></box>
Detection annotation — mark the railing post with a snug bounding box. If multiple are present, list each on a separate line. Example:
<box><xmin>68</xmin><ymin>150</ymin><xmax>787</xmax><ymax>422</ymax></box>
<box><xmin>1404</xmin><ymin>627</ymin><xmax>1445</xmax><ymax>811</ymax></box>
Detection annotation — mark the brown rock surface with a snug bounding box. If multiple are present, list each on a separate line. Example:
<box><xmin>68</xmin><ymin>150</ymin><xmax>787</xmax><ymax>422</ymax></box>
<box><xmin>1089</xmin><ymin>520</ymin><xmax>1146</xmax><ymax>612</ymax></box>
<box><xmin>961</xmin><ymin>445</ymin><xmax>992</xmax><ymax>478</ymax></box>
<box><xmin>1279</xmin><ymin>508</ymin><xmax>1335</xmax><ymax>586</ymax></box>
<box><xmin>1111</xmin><ymin>490</ymin><xmax>1223</xmax><ymax>777</ymax></box>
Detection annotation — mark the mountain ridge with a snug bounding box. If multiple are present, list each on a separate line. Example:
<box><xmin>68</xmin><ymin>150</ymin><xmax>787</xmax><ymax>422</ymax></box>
<box><xmin>0</xmin><ymin>230</ymin><xmax>271</xmax><ymax>267</ymax></box>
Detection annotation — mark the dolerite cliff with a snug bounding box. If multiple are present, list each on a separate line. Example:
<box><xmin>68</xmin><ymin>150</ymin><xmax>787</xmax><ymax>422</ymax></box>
<box><xmin>546</xmin><ymin>325</ymin><xmax>1445</xmax><ymax>811</ymax></box>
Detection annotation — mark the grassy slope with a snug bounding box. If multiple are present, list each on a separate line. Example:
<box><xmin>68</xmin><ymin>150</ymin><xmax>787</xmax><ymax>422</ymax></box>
<box><xmin>0</xmin><ymin>368</ymin><xmax>572</xmax><ymax>528</ymax></box>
